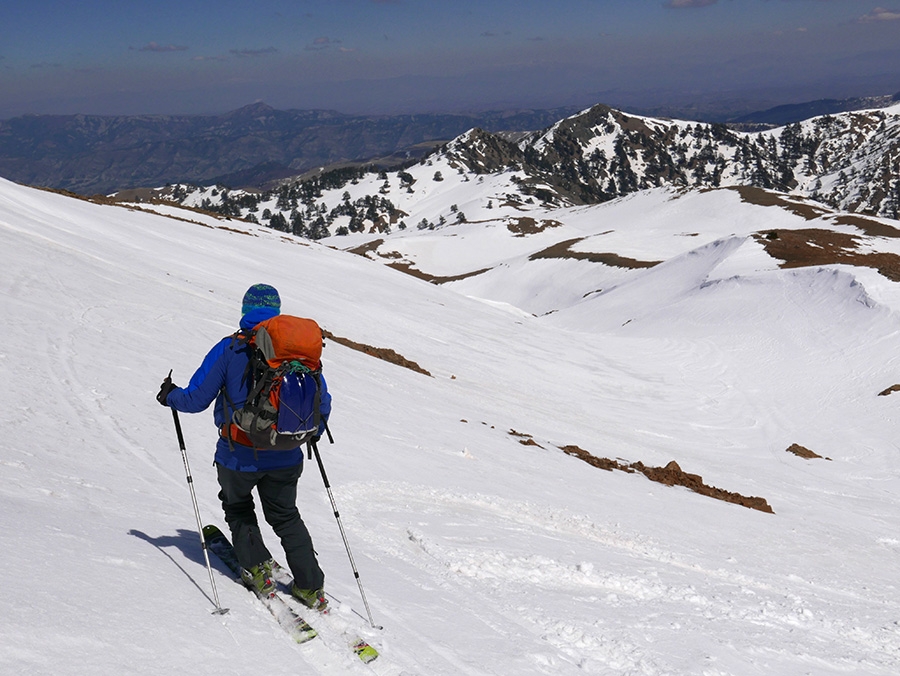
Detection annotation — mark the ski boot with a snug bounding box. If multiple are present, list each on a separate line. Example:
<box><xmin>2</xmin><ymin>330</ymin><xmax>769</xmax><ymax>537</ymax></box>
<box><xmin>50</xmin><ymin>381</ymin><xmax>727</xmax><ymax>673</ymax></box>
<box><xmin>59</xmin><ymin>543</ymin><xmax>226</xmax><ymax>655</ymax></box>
<box><xmin>241</xmin><ymin>560</ymin><xmax>276</xmax><ymax>596</ymax></box>
<box><xmin>291</xmin><ymin>584</ymin><xmax>328</xmax><ymax>611</ymax></box>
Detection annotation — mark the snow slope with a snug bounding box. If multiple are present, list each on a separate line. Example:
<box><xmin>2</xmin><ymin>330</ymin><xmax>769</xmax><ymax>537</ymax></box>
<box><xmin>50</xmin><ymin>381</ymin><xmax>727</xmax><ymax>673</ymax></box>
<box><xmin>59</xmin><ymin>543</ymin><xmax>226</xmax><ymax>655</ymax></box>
<box><xmin>3</xmin><ymin>177</ymin><xmax>900</xmax><ymax>675</ymax></box>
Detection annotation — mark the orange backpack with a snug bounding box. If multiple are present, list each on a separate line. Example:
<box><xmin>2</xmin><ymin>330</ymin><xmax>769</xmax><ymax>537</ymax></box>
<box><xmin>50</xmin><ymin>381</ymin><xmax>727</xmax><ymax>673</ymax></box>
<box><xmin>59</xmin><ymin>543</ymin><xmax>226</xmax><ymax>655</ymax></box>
<box><xmin>223</xmin><ymin>315</ymin><xmax>324</xmax><ymax>451</ymax></box>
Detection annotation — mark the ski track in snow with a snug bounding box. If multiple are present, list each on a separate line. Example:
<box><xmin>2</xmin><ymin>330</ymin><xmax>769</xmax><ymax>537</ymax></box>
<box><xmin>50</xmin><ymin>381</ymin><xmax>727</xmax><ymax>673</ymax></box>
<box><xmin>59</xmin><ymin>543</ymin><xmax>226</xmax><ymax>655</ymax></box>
<box><xmin>342</xmin><ymin>482</ymin><xmax>900</xmax><ymax>675</ymax></box>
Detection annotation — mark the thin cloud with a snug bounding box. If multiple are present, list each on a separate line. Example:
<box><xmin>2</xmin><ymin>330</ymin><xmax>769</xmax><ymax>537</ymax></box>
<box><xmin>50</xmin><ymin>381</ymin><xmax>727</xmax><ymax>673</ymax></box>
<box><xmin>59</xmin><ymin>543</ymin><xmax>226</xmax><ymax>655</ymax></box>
<box><xmin>136</xmin><ymin>42</ymin><xmax>188</xmax><ymax>53</ymax></box>
<box><xmin>192</xmin><ymin>55</ymin><xmax>227</xmax><ymax>62</ymax></box>
<box><xmin>230</xmin><ymin>47</ymin><xmax>279</xmax><ymax>57</ymax></box>
<box><xmin>306</xmin><ymin>37</ymin><xmax>342</xmax><ymax>51</ymax></box>
<box><xmin>30</xmin><ymin>62</ymin><xmax>63</xmax><ymax>69</ymax></box>
<box><xmin>859</xmin><ymin>7</ymin><xmax>900</xmax><ymax>22</ymax></box>
<box><xmin>664</xmin><ymin>0</ymin><xmax>717</xmax><ymax>8</ymax></box>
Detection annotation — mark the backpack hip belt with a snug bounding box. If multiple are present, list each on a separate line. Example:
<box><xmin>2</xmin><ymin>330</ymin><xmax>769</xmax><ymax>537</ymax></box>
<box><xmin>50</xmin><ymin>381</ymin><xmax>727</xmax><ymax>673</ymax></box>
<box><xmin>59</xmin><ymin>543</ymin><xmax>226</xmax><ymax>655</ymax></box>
<box><xmin>220</xmin><ymin>423</ymin><xmax>254</xmax><ymax>448</ymax></box>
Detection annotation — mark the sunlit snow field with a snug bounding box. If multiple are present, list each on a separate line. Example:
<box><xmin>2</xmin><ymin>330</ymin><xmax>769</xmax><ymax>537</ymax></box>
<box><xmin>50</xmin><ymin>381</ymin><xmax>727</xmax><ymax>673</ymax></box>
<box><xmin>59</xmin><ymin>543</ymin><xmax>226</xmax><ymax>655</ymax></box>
<box><xmin>2</xmin><ymin>175</ymin><xmax>900</xmax><ymax>675</ymax></box>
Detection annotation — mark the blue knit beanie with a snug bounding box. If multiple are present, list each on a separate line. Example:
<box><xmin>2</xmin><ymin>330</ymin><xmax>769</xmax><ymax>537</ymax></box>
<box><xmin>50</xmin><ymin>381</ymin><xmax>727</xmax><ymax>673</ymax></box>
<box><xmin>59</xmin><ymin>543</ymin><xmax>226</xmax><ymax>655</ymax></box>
<box><xmin>241</xmin><ymin>283</ymin><xmax>281</xmax><ymax>316</ymax></box>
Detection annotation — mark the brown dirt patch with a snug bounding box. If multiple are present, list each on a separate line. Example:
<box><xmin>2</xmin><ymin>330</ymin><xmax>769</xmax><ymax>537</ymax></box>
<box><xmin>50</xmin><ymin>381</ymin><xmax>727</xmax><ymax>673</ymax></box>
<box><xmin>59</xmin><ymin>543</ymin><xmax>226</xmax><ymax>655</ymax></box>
<box><xmin>529</xmin><ymin>238</ymin><xmax>661</xmax><ymax>268</ymax></box>
<box><xmin>754</xmin><ymin>228</ymin><xmax>900</xmax><ymax>282</ymax></box>
<box><xmin>731</xmin><ymin>185</ymin><xmax>900</xmax><ymax>239</ymax></box>
<box><xmin>344</xmin><ymin>240</ymin><xmax>407</xmax><ymax>261</ymax></box>
<box><xmin>506</xmin><ymin>217</ymin><xmax>564</xmax><ymax>237</ymax></box>
<box><xmin>785</xmin><ymin>443</ymin><xmax>829</xmax><ymax>460</ymax></box>
<box><xmin>345</xmin><ymin>239</ymin><xmax>492</xmax><ymax>283</ymax></box>
<box><xmin>346</xmin><ymin>239</ymin><xmax>385</xmax><ymax>257</ymax></box>
<box><xmin>508</xmin><ymin>429</ymin><xmax>545</xmax><ymax>448</ymax></box>
<box><xmin>558</xmin><ymin>444</ymin><xmax>625</xmax><ymax>473</ymax></box>
<box><xmin>386</xmin><ymin>261</ymin><xmax>493</xmax><ymax>284</ymax></box>
<box><xmin>214</xmin><ymin>223</ymin><xmax>257</xmax><ymax>236</ymax></box>
<box><xmin>831</xmin><ymin>214</ymin><xmax>900</xmax><ymax>239</ymax></box>
<box><xmin>559</xmin><ymin>444</ymin><xmax>774</xmax><ymax>514</ymax></box>
<box><xmin>729</xmin><ymin>186</ymin><xmax>830</xmax><ymax>221</ymax></box>
<box><xmin>278</xmin><ymin>237</ymin><xmax>311</xmax><ymax>247</ymax></box>
<box><xmin>321</xmin><ymin>329</ymin><xmax>431</xmax><ymax>377</ymax></box>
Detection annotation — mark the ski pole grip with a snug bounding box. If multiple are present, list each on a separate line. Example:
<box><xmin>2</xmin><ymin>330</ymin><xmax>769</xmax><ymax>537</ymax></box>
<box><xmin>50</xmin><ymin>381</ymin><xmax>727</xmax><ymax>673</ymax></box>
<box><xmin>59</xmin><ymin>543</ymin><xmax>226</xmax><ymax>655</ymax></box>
<box><xmin>311</xmin><ymin>441</ymin><xmax>331</xmax><ymax>489</ymax></box>
<box><xmin>171</xmin><ymin>408</ymin><xmax>186</xmax><ymax>452</ymax></box>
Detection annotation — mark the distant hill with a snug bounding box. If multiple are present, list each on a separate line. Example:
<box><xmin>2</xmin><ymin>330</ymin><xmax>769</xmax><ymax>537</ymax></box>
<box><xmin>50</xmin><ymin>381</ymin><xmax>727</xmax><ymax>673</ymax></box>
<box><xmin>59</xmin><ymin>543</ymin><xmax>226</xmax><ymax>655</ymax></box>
<box><xmin>0</xmin><ymin>103</ymin><xmax>581</xmax><ymax>194</ymax></box>
<box><xmin>730</xmin><ymin>93</ymin><xmax>900</xmax><ymax>126</ymax></box>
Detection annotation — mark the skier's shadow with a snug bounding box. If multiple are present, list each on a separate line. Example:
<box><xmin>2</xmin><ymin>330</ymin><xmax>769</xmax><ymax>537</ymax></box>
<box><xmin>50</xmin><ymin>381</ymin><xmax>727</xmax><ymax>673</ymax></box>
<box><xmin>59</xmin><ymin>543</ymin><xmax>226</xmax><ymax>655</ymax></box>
<box><xmin>129</xmin><ymin>528</ymin><xmax>231</xmax><ymax>608</ymax></box>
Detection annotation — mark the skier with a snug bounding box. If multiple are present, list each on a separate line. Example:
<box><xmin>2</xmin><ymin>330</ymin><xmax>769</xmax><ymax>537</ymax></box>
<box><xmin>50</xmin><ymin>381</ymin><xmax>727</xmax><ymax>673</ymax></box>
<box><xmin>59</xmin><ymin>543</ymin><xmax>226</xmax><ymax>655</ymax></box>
<box><xmin>156</xmin><ymin>283</ymin><xmax>331</xmax><ymax>611</ymax></box>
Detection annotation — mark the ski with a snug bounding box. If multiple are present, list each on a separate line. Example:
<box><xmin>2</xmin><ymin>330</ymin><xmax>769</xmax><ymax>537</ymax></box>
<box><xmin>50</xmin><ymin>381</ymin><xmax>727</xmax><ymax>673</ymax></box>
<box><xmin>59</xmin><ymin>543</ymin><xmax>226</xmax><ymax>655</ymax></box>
<box><xmin>268</xmin><ymin>553</ymin><xmax>380</xmax><ymax>664</ymax></box>
<box><xmin>202</xmin><ymin>524</ymin><xmax>318</xmax><ymax>644</ymax></box>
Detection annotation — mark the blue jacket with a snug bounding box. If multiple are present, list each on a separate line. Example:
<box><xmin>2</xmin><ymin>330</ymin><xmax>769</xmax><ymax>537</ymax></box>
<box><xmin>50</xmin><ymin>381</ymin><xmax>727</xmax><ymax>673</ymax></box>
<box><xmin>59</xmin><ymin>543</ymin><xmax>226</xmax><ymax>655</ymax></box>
<box><xmin>166</xmin><ymin>307</ymin><xmax>332</xmax><ymax>472</ymax></box>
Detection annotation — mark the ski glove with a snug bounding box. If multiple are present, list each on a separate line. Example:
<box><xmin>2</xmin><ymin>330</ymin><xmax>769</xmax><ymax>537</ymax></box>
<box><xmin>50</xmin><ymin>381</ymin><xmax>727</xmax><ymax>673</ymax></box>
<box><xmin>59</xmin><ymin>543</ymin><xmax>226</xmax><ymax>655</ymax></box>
<box><xmin>156</xmin><ymin>377</ymin><xmax>178</xmax><ymax>407</ymax></box>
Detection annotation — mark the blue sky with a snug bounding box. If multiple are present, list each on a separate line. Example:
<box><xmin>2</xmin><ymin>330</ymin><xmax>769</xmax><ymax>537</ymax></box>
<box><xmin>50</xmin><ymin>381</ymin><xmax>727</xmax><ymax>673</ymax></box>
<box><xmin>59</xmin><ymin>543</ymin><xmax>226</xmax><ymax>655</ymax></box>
<box><xmin>2</xmin><ymin>0</ymin><xmax>899</xmax><ymax>118</ymax></box>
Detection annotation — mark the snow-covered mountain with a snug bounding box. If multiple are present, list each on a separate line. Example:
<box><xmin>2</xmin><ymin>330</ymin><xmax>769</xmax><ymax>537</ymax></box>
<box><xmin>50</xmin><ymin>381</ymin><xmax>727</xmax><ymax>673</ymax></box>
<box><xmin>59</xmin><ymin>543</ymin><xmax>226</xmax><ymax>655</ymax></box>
<box><xmin>4</xmin><ymin>169</ymin><xmax>900</xmax><ymax>675</ymax></box>
<box><xmin>491</xmin><ymin>102</ymin><xmax>900</xmax><ymax>219</ymax></box>
<box><xmin>146</xmin><ymin>101</ymin><xmax>900</xmax><ymax>238</ymax></box>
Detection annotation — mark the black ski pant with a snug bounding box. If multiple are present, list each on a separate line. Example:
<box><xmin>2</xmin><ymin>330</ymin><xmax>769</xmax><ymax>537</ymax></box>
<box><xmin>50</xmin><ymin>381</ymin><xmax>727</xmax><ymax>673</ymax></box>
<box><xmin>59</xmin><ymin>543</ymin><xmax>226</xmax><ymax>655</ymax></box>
<box><xmin>215</xmin><ymin>462</ymin><xmax>325</xmax><ymax>591</ymax></box>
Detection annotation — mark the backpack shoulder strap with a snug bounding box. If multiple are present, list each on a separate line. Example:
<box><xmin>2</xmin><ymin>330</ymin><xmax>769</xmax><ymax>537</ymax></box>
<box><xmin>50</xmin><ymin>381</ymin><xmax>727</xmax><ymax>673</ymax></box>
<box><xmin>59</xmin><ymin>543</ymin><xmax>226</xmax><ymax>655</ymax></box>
<box><xmin>228</xmin><ymin>328</ymin><xmax>254</xmax><ymax>349</ymax></box>
<box><xmin>218</xmin><ymin>328</ymin><xmax>259</xmax><ymax>452</ymax></box>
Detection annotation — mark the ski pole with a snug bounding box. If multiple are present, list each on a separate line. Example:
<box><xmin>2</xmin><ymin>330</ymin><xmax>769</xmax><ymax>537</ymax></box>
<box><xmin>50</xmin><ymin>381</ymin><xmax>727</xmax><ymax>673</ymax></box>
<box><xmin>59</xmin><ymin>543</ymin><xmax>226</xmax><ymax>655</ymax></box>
<box><xmin>310</xmin><ymin>440</ymin><xmax>380</xmax><ymax>630</ymax></box>
<box><xmin>170</xmin><ymin>396</ymin><xmax>229</xmax><ymax>615</ymax></box>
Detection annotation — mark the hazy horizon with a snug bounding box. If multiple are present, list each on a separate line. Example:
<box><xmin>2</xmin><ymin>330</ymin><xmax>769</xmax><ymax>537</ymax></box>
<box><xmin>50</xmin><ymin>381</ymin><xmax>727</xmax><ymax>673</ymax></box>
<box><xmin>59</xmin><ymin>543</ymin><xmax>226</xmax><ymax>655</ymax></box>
<box><xmin>3</xmin><ymin>1</ymin><xmax>900</xmax><ymax>120</ymax></box>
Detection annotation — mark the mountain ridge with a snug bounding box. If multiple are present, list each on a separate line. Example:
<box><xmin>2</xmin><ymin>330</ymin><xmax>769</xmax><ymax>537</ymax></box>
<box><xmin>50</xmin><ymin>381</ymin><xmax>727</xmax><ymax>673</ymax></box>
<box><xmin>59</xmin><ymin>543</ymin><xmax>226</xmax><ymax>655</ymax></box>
<box><xmin>146</xmin><ymin>101</ymin><xmax>900</xmax><ymax>243</ymax></box>
<box><xmin>3</xmin><ymin>92</ymin><xmax>899</xmax><ymax>195</ymax></box>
